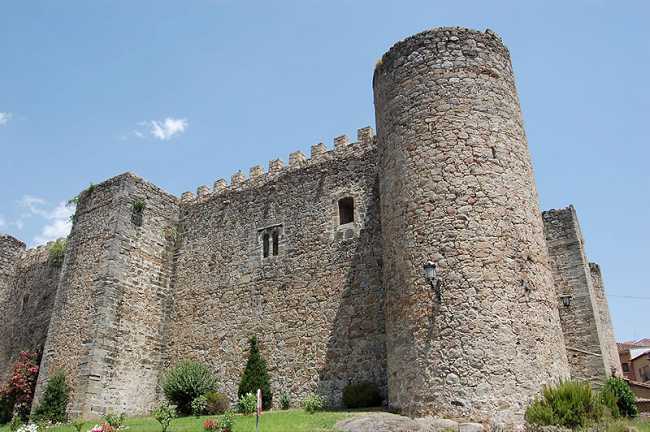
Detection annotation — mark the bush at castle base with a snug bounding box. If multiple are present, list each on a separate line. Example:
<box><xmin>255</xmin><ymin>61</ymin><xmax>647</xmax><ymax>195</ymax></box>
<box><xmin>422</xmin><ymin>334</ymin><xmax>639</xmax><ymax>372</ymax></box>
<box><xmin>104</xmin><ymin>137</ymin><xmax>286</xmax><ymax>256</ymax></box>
<box><xmin>237</xmin><ymin>337</ymin><xmax>272</xmax><ymax>410</ymax></box>
<box><xmin>162</xmin><ymin>360</ymin><xmax>218</xmax><ymax>415</ymax></box>
<box><xmin>237</xmin><ymin>393</ymin><xmax>256</xmax><ymax>415</ymax></box>
<box><xmin>601</xmin><ymin>377</ymin><xmax>638</xmax><ymax>418</ymax></box>
<box><xmin>525</xmin><ymin>380</ymin><xmax>605</xmax><ymax>429</ymax></box>
<box><xmin>0</xmin><ymin>352</ymin><xmax>40</xmax><ymax>423</ymax></box>
<box><xmin>32</xmin><ymin>370</ymin><xmax>70</xmax><ymax>424</ymax></box>
<box><xmin>205</xmin><ymin>391</ymin><xmax>230</xmax><ymax>415</ymax></box>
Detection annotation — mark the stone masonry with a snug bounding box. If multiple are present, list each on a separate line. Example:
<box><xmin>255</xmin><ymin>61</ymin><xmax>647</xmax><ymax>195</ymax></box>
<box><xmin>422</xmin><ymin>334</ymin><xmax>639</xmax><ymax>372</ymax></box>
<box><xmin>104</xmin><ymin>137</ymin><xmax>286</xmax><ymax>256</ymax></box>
<box><xmin>543</xmin><ymin>206</ymin><xmax>620</xmax><ymax>386</ymax></box>
<box><xmin>373</xmin><ymin>27</ymin><xmax>569</xmax><ymax>423</ymax></box>
<box><xmin>0</xmin><ymin>27</ymin><xmax>621</xmax><ymax>426</ymax></box>
<box><xmin>0</xmin><ymin>243</ymin><xmax>62</xmax><ymax>383</ymax></box>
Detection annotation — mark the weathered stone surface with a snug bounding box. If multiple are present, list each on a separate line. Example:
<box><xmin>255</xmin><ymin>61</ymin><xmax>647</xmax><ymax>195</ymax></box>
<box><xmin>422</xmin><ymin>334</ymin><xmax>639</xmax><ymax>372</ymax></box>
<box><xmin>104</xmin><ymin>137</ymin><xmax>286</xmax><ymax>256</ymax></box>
<box><xmin>543</xmin><ymin>206</ymin><xmax>615</xmax><ymax>386</ymax></box>
<box><xmin>337</xmin><ymin>413</ymin><xmax>422</xmax><ymax>432</ymax></box>
<box><xmin>0</xmin><ymin>234</ymin><xmax>28</xmax><ymax>381</ymax></box>
<box><xmin>165</xmin><ymin>139</ymin><xmax>385</xmax><ymax>408</ymax></box>
<box><xmin>374</xmin><ymin>26</ymin><xmax>570</xmax><ymax>423</ymax></box>
<box><xmin>416</xmin><ymin>417</ymin><xmax>459</xmax><ymax>432</ymax></box>
<box><xmin>0</xmin><ymin>26</ymin><xmax>620</xmax><ymax>424</ymax></box>
<box><xmin>459</xmin><ymin>422</ymin><xmax>484</xmax><ymax>432</ymax></box>
<box><xmin>31</xmin><ymin>173</ymin><xmax>180</xmax><ymax>418</ymax></box>
<box><xmin>590</xmin><ymin>262</ymin><xmax>622</xmax><ymax>376</ymax></box>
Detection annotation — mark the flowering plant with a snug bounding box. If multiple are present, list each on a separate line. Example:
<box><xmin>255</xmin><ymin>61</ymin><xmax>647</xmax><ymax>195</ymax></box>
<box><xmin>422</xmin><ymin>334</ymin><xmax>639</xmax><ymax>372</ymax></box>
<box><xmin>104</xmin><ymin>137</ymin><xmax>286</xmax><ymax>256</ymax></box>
<box><xmin>89</xmin><ymin>423</ymin><xmax>114</xmax><ymax>432</ymax></box>
<box><xmin>1</xmin><ymin>352</ymin><xmax>40</xmax><ymax>421</ymax></box>
<box><xmin>16</xmin><ymin>423</ymin><xmax>39</xmax><ymax>432</ymax></box>
<box><xmin>203</xmin><ymin>418</ymin><xmax>218</xmax><ymax>431</ymax></box>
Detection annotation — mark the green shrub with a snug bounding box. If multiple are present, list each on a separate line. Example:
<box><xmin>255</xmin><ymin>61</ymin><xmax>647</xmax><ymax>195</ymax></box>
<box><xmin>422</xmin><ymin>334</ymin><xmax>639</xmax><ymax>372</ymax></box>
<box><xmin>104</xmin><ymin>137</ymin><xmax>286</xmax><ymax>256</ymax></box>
<box><xmin>191</xmin><ymin>395</ymin><xmax>208</xmax><ymax>417</ymax></box>
<box><xmin>162</xmin><ymin>360</ymin><xmax>218</xmax><ymax>415</ymax></box>
<box><xmin>601</xmin><ymin>377</ymin><xmax>638</xmax><ymax>418</ymax></box>
<box><xmin>102</xmin><ymin>412</ymin><xmax>125</xmax><ymax>429</ymax></box>
<box><xmin>9</xmin><ymin>415</ymin><xmax>22</xmax><ymax>432</ymax></box>
<box><xmin>279</xmin><ymin>392</ymin><xmax>290</xmax><ymax>410</ymax></box>
<box><xmin>71</xmin><ymin>419</ymin><xmax>85</xmax><ymax>432</ymax></box>
<box><xmin>132</xmin><ymin>199</ymin><xmax>145</xmax><ymax>213</ymax></box>
<box><xmin>342</xmin><ymin>382</ymin><xmax>382</xmax><ymax>409</ymax></box>
<box><xmin>152</xmin><ymin>401</ymin><xmax>176</xmax><ymax>432</ymax></box>
<box><xmin>219</xmin><ymin>410</ymin><xmax>235</xmax><ymax>432</ymax></box>
<box><xmin>48</xmin><ymin>239</ymin><xmax>67</xmax><ymax>267</ymax></box>
<box><xmin>525</xmin><ymin>380</ymin><xmax>605</xmax><ymax>429</ymax></box>
<box><xmin>238</xmin><ymin>336</ymin><xmax>272</xmax><ymax>410</ymax></box>
<box><xmin>32</xmin><ymin>370</ymin><xmax>70</xmax><ymax>423</ymax></box>
<box><xmin>131</xmin><ymin>199</ymin><xmax>145</xmax><ymax>226</ymax></box>
<box><xmin>238</xmin><ymin>393</ymin><xmax>256</xmax><ymax>415</ymax></box>
<box><xmin>205</xmin><ymin>391</ymin><xmax>230</xmax><ymax>415</ymax></box>
<box><xmin>302</xmin><ymin>393</ymin><xmax>325</xmax><ymax>414</ymax></box>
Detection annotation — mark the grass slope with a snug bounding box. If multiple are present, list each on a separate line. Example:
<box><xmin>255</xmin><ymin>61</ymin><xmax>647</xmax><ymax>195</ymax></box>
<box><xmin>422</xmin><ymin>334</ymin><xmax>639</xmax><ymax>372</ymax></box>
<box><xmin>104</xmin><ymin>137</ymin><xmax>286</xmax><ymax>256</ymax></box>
<box><xmin>0</xmin><ymin>409</ymin><xmax>352</xmax><ymax>432</ymax></box>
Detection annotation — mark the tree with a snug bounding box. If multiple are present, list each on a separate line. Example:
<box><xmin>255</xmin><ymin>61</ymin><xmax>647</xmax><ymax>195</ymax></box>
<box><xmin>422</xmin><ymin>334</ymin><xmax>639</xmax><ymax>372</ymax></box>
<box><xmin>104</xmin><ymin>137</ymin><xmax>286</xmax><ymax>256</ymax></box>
<box><xmin>237</xmin><ymin>337</ymin><xmax>272</xmax><ymax>409</ymax></box>
<box><xmin>33</xmin><ymin>370</ymin><xmax>70</xmax><ymax>423</ymax></box>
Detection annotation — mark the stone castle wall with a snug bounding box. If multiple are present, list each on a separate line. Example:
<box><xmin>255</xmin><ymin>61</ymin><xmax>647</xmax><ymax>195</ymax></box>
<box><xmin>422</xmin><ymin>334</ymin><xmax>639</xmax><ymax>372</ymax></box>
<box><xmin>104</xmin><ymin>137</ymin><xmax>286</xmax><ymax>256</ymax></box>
<box><xmin>165</xmin><ymin>129</ymin><xmax>386</xmax><ymax>408</ymax></box>
<box><xmin>590</xmin><ymin>262</ymin><xmax>622</xmax><ymax>376</ymax></box>
<box><xmin>33</xmin><ymin>174</ymin><xmax>179</xmax><ymax>417</ymax></box>
<box><xmin>0</xmin><ymin>235</ymin><xmax>27</xmax><ymax>381</ymax></box>
<box><xmin>0</xmin><ymin>245</ymin><xmax>62</xmax><ymax>383</ymax></box>
<box><xmin>373</xmin><ymin>27</ymin><xmax>569</xmax><ymax>424</ymax></box>
<box><xmin>0</xmin><ymin>26</ymin><xmax>624</xmax><ymax>426</ymax></box>
<box><xmin>543</xmin><ymin>206</ymin><xmax>612</xmax><ymax>386</ymax></box>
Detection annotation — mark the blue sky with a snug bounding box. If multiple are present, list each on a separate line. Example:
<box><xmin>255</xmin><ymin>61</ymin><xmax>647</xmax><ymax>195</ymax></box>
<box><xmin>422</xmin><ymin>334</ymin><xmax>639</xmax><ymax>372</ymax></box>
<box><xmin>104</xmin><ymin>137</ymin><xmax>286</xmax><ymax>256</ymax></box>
<box><xmin>0</xmin><ymin>1</ymin><xmax>648</xmax><ymax>341</ymax></box>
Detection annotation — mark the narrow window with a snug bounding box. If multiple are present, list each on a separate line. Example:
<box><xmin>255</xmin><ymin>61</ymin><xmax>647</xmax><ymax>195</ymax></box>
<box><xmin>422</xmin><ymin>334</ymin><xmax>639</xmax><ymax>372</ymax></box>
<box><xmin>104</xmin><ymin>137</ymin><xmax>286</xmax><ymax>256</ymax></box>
<box><xmin>338</xmin><ymin>197</ymin><xmax>354</xmax><ymax>225</ymax></box>
<box><xmin>272</xmin><ymin>230</ymin><xmax>279</xmax><ymax>256</ymax></box>
<box><xmin>262</xmin><ymin>233</ymin><xmax>270</xmax><ymax>258</ymax></box>
<box><xmin>622</xmin><ymin>363</ymin><xmax>630</xmax><ymax>373</ymax></box>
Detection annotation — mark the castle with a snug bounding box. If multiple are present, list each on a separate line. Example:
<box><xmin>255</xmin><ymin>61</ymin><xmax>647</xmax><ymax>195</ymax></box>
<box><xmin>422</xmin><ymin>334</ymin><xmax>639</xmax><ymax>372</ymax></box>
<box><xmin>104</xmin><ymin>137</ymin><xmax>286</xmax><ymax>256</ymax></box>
<box><xmin>0</xmin><ymin>27</ymin><xmax>622</xmax><ymax>425</ymax></box>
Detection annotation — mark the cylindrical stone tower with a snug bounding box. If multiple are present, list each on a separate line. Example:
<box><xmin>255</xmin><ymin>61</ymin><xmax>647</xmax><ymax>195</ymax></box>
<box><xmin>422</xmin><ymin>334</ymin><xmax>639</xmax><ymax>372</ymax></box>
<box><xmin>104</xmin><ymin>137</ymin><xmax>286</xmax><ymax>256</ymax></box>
<box><xmin>373</xmin><ymin>27</ymin><xmax>569</xmax><ymax>424</ymax></box>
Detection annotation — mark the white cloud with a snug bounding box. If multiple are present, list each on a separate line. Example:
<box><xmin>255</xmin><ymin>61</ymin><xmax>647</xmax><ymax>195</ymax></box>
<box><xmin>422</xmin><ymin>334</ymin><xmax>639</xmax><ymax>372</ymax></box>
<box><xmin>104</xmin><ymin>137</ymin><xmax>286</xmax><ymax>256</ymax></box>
<box><xmin>0</xmin><ymin>215</ymin><xmax>5</xmax><ymax>229</ymax></box>
<box><xmin>0</xmin><ymin>112</ymin><xmax>12</xmax><ymax>126</ymax></box>
<box><xmin>148</xmin><ymin>117</ymin><xmax>188</xmax><ymax>140</ymax></box>
<box><xmin>126</xmin><ymin>117</ymin><xmax>188</xmax><ymax>141</ymax></box>
<box><xmin>19</xmin><ymin>196</ymin><xmax>74</xmax><ymax>245</ymax></box>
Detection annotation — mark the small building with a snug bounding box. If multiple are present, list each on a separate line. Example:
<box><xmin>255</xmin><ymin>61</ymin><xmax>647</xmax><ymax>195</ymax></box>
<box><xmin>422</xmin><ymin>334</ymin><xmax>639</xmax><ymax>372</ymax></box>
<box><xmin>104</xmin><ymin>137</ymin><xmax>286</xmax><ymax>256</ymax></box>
<box><xmin>618</xmin><ymin>340</ymin><xmax>650</xmax><ymax>383</ymax></box>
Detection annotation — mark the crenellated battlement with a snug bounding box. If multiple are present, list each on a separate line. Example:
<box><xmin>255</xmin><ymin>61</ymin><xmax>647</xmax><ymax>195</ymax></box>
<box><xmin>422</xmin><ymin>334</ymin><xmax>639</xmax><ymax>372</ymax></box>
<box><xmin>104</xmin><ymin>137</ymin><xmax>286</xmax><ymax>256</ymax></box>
<box><xmin>180</xmin><ymin>126</ymin><xmax>375</xmax><ymax>204</ymax></box>
<box><xmin>0</xmin><ymin>27</ymin><xmax>619</xmax><ymax>424</ymax></box>
<box><xmin>18</xmin><ymin>241</ymin><xmax>57</xmax><ymax>267</ymax></box>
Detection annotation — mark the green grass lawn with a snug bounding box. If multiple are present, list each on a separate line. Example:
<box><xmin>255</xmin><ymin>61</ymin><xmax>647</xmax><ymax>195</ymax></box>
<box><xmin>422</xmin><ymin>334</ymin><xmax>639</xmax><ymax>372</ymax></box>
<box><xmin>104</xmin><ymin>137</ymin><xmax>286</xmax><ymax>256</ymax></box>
<box><xmin>634</xmin><ymin>418</ymin><xmax>650</xmax><ymax>432</ymax></box>
<box><xmin>0</xmin><ymin>409</ymin><xmax>354</xmax><ymax>432</ymax></box>
<box><xmin>2</xmin><ymin>413</ymin><xmax>648</xmax><ymax>432</ymax></box>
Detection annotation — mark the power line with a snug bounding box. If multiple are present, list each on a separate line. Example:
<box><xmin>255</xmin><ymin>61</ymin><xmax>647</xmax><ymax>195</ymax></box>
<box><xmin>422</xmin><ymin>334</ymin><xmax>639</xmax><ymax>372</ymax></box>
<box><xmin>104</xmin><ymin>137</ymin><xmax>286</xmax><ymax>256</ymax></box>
<box><xmin>608</xmin><ymin>295</ymin><xmax>650</xmax><ymax>300</ymax></box>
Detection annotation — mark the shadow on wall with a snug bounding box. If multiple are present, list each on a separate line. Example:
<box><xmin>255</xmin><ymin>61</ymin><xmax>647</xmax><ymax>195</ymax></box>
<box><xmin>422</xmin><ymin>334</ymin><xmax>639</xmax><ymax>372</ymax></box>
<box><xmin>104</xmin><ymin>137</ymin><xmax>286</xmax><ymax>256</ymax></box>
<box><xmin>316</xmin><ymin>181</ymin><xmax>387</xmax><ymax>407</ymax></box>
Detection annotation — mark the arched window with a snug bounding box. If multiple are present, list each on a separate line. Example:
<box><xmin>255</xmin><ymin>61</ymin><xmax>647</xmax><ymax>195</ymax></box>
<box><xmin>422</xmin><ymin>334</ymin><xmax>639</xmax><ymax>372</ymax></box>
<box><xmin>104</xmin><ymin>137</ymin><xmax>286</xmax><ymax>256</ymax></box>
<box><xmin>272</xmin><ymin>230</ymin><xmax>279</xmax><ymax>256</ymax></box>
<box><xmin>262</xmin><ymin>233</ymin><xmax>270</xmax><ymax>258</ymax></box>
<box><xmin>338</xmin><ymin>197</ymin><xmax>354</xmax><ymax>225</ymax></box>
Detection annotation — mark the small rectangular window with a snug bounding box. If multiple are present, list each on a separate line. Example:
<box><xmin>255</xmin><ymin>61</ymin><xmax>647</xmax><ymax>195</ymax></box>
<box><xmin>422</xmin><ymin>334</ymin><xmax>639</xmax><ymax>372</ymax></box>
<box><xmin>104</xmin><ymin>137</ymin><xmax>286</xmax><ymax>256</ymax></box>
<box><xmin>622</xmin><ymin>363</ymin><xmax>630</xmax><ymax>372</ymax></box>
<box><xmin>262</xmin><ymin>233</ymin><xmax>270</xmax><ymax>258</ymax></box>
<box><xmin>272</xmin><ymin>230</ymin><xmax>279</xmax><ymax>256</ymax></box>
<box><xmin>338</xmin><ymin>197</ymin><xmax>354</xmax><ymax>225</ymax></box>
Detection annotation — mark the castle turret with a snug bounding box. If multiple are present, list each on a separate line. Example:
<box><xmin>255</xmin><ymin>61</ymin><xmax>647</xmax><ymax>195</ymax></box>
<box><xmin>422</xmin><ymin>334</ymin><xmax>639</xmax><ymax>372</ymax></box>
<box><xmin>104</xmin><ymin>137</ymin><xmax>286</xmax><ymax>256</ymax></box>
<box><xmin>373</xmin><ymin>27</ymin><xmax>569</xmax><ymax>423</ymax></box>
<box><xmin>0</xmin><ymin>234</ymin><xmax>26</xmax><ymax>380</ymax></box>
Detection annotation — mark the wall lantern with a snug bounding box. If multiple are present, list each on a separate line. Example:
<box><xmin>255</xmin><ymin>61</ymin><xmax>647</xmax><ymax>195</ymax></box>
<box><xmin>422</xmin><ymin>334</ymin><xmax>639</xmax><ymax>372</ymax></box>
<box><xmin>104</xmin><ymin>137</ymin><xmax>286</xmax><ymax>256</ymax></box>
<box><xmin>559</xmin><ymin>294</ymin><xmax>572</xmax><ymax>307</ymax></box>
<box><xmin>423</xmin><ymin>260</ymin><xmax>442</xmax><ymax>302</ymax></box>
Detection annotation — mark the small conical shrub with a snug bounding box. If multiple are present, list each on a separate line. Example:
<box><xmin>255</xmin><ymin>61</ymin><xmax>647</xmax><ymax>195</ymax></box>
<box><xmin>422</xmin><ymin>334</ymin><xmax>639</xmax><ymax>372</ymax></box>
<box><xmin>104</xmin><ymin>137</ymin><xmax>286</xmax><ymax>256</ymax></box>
<box><xmin>33</xmin><ymin>370</ymin><xmax>70</xmax><ymax>423</ymax></box>
<box><xmin>237</xmin><ymin>336</ymin><xmax>272</xmax><ymax>409</ymax></box>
